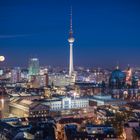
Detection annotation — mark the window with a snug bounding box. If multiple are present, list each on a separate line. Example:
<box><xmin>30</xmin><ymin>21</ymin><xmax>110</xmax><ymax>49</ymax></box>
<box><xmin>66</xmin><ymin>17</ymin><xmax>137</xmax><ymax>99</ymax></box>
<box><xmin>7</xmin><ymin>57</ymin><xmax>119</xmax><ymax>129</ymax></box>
<box><xmin>64</xmin><ymin>101</ymin><xmax>69</xmax><ymax>109</ymax></box>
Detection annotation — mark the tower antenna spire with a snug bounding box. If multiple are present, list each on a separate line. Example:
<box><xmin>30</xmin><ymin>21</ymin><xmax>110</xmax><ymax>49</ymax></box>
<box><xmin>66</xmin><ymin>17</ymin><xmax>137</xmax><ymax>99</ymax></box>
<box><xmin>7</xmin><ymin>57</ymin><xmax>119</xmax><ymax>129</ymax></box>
<box><xmin>69</xmin><ymin>6</ymin><xmax>73</xmax><ymax>38</ymax></box>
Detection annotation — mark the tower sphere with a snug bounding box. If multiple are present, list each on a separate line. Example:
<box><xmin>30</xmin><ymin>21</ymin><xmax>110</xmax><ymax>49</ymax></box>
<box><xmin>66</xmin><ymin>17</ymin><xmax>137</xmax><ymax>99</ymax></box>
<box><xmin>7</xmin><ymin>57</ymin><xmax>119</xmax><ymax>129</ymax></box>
<box><xmin>68</xmin><ymin>37</ymin><xmax>75</xmax><ymax>43</ymax></box>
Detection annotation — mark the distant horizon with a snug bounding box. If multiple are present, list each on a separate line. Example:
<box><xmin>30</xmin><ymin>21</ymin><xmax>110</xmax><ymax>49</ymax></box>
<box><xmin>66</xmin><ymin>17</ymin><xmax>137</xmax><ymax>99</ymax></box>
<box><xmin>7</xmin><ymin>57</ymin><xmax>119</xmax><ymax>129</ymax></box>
<box><xmin>1</xmin><ymin>59</ymin><xmax>140</xmax><ymax>71</ymax></box>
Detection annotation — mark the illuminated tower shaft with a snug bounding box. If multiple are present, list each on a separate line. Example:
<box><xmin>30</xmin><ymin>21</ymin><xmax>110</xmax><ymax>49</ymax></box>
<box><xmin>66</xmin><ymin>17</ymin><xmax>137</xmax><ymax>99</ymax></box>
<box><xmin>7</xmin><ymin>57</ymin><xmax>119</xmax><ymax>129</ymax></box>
<box><xmin>69</xmin><ymin>43</ymin><xmax>74</xmax><ymax>76</ymax></box>
<box><xmin>68</xmin><ymin>7</ymin><xmax>75</xmax><ymax>76</ymax></box>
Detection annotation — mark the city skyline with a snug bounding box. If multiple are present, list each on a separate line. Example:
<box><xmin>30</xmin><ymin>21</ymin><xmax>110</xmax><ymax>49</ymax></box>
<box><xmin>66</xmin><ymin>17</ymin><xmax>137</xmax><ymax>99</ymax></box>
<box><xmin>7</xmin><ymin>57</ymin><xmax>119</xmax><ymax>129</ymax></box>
<box><xmin>0</xmin><ymin>0</ymin><xmax>140</xmax><ymax>68</ymax></box>
<box><xmin>1</xmin><ymin>1</ymin><xmax>140</xmax><ymax>139</ymax></box>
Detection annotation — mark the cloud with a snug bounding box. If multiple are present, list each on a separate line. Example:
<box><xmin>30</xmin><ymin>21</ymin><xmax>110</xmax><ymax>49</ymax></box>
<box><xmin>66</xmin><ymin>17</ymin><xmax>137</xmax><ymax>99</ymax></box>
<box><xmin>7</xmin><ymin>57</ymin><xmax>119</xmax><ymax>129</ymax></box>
<box><xmin>0</xmin><ymin>34</ymin><xmax>31</xmax><ymax>39</ymax></box>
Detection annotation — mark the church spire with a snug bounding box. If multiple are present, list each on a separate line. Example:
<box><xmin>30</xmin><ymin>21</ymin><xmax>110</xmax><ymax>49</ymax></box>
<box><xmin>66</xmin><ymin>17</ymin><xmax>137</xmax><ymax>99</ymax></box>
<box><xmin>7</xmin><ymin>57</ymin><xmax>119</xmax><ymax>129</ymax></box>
<box><xmin>116</xmin><ymin>61</ymin><xmax>119</xmax><ymax>70</ymax></box>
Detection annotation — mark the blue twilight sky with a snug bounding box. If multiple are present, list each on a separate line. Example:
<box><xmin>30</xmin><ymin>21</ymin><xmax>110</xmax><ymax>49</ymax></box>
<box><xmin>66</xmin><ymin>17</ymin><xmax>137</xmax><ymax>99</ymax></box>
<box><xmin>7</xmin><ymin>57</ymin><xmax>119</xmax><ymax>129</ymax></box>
<box><xmin>0</xmin><ymin>0</ymin><xmax>140</xmax><ymax>68</ymax></box>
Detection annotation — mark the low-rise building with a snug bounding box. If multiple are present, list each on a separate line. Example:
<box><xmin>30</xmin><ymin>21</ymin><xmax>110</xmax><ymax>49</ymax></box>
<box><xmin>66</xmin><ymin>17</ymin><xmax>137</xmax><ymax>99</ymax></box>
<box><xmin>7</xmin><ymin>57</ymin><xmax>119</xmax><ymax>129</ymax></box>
<box><xmin>0</xmin><ymin>117</ymin><xmax>56</xmax><ymax>140</ymax></box>
<box><xmin>42</xmin><ymin>97</ymin><xmax>89</xmax><ymax>111</ymax></box>
<box><xmin>9</xmin><ymin>98</ymin><xmax>49</xmax><ymax>117</ymax></box>
<box><xmin>89</xmin><ymin>93</ymin><xmax>126</xmax><ymax>106</ymax></box>
<box><xmin>124</xmin><ymin>120</ymin><xmax>140</xmax><ymax>140</ymax></box>
<box><xmin>64</xmin><ymin>124</ymin><xmax>117</xmax><ymax>140</ymax></box>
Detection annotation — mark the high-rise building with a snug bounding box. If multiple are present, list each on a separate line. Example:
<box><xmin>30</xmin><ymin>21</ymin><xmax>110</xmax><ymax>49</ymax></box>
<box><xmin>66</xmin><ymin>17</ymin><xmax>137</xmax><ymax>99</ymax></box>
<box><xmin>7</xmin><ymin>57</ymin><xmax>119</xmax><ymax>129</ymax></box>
<box><xmin>29</xmin><ymin>58</ymin><xmax>39</xmax><ymax>76</ymax></box>
<box><xmin>11</xmin><ymin>67</ymin><xmax>21</xmax><ymax>83</ymax></box>
<box><xmin>0</xmin><ymin>69</ymin><xmax>3</xmax><ymax>76</ymax></box>
<box><xmin>68</xmin><ymin>7</ymin><xmax>75</xmax><ymax>77</ymax></box>
<box><xmin>30</xmin><ymin>74</ymin><xmax>48</xmax><ymax>88</ymax></box>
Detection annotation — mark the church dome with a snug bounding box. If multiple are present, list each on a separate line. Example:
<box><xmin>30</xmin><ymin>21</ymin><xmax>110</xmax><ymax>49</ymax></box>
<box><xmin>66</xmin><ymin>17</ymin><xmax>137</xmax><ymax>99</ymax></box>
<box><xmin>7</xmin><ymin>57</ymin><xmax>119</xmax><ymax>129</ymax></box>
<box><xmin>109</xmin><ymin>66</ymin><xmax>126</xmax><ymax>88</ymax></box>
<box><xmin>110</xmin><ymin>69</ymin><xmax>126</xmax><ymax>81</ymax></box>
<box><xmin>132</xmin><ymin>75</ymin><xmax>139</xmax><ymax>81</ymax></box>
<box><xmin>132</xmin><ymin>75</ymin><xmax>139</xmax><ymax>88</ymax></box>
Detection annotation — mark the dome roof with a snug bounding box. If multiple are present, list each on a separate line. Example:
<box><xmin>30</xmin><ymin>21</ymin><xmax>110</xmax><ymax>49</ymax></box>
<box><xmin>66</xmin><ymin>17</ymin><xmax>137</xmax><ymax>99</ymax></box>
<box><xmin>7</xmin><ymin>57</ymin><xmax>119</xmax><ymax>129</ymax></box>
<box><xmin>132</xmin><ymin>75</ymin><xmax>139</xmax><ymax>81</ymax></box>
<box><xmin>110</xmin><ymin>68</ymin><xmax>126</xmax><ymax>81</ymax></box>
<box><xmin>109</xmin><ymin>67</ymin><xmax>126</xmax><ymax>88</ymax></box>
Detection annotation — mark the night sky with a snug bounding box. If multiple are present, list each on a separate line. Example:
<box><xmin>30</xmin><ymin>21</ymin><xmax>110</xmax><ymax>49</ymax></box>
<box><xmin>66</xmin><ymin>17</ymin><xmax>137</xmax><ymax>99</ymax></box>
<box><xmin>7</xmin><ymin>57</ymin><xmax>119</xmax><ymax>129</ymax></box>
<box><xmin>0</xmin><ymin>0</ymin><xmax>140</xmax><ymax>68</ymax></box>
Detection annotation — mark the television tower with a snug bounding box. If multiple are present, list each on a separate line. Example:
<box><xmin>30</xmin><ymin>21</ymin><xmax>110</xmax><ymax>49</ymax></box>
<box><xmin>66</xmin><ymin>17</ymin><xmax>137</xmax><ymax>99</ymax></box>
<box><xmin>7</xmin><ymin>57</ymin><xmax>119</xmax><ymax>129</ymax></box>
<box><xmin>68</xmin><ymin>7</ymin><xmax>75</xmax><ymax>77</ymax></box>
